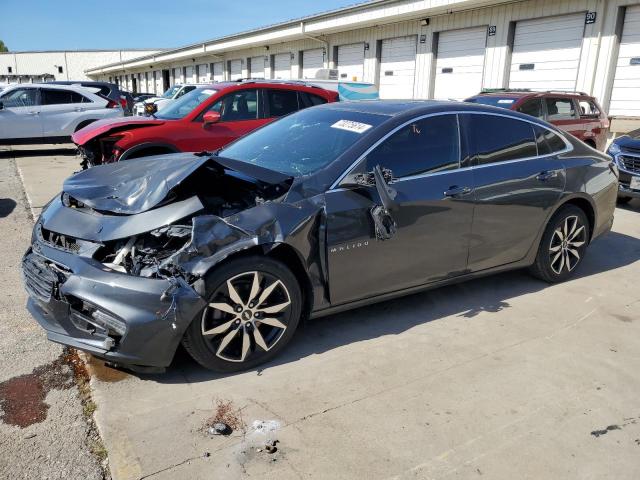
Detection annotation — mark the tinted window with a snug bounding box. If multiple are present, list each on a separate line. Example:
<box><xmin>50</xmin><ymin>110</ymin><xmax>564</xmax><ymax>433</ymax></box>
<box><xmin>1</xmin><ymin>88</ymin><xmax>37</xmax><ymax>107</ymax></box>
<box><xmin>545</xmin><ymin>98</ymin><xmax>576</xmax><ymax>120</ymax></box>
<box><xmin>517</xmin><ymin>99</ymin><xmax>544</xmax><ymax>119</ymax></box>
<box><xmin>462</xmin><ymin>114</ymin><xmax>537</xmax><ymax>165</ymax></box>
<box><xmin>266</xmin><ymin>89</ymin><xmax>299</xmax><ymax>117</ymax></box>
<box><xmin>298</xmin><ymin>91</ymin><xmax>327</xmax><ymax>108</ymax></box>
<box><xmin>365</xmin><ymin>115</ymin><xmax>459</xmax><ymax>178</ymax></box>
<box><xmin>220</xmin><ymin>108</ymin><xmax>386</xmax><ymax>176</ymax></box>
<box><xmin>175</xmin><ymin>86</ymin><xmax>196</xmax><ymax>99</ymax></box>
<box><xmin>533</xmin><ymin>125</ymin><xmax>567</xmax><ymax>155</ymax></box>
<box><xmin>207</xmin><ymin>89</ymin><xmax>258</xmax><ymax>122</ymax></box>
<box><xmin>41</xmin><ymin>89</ymin><xmax>87</xmax><ymax>105</ymax></box>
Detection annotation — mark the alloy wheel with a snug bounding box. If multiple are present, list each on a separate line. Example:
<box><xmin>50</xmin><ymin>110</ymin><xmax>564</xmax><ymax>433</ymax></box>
<box><xmin>549</xmin><ymin>215</ymin><xmax>586</xmax><ymax>275</ymax></box>
<box><xmin>201</xmin><ymin>271</ymin><xmax>291</xmax><ymax>363</ymax></box>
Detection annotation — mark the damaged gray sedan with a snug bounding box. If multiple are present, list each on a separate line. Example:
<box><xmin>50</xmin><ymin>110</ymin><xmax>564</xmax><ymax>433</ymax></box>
<box><xmin>23</xmin><ymin>101</ymin><xmax>617</xmax><ymax>372</ymax></box>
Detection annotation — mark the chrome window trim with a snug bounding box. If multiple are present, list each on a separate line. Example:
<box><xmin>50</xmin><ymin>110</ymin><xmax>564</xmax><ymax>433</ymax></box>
<box><xmin>328</xmin><ymin>110</ymin><xmax>574</xmax><ymax>191</ymax></box>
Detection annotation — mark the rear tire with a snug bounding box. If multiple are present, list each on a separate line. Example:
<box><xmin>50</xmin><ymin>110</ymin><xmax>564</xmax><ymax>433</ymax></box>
<box><xmin>529</xmin><ymin>204</ymin><xmax>590</xmax><ymax>283</ymax></box>
<box><xmin>182</xmin><ymin>256</ymin><xmax>302</xmax><ymax>372</ymax></box>
<box><xmin>617</xmin><ymin>196</ymin><xmax>632</xmax><ymax>204</ymax></box>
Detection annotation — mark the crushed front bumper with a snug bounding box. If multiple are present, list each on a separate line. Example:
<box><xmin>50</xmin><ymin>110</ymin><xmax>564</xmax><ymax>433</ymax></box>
<box><xmin>22</xmin><ymin>242</ymin><xmax>206</xmax><ymax>368</ymax></box>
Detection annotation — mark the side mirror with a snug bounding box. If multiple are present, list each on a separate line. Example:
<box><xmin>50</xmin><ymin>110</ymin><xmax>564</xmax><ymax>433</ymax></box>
<box><xmin>144</xmin><ymin>102</ymin><xmax>158</xmax><ymax>116</ymax></box>
<box><xmin>203</xmin><ymin>111</ymin><xmax>221</xmax><ymax>126</ymax></box>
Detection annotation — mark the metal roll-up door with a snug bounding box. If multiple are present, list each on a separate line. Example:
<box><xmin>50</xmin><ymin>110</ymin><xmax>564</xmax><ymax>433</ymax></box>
<box><xmin>212</xmin><ymin>62</ymin><xmax>224</xmax><ymax>82</ymax></box>
<box><xmin>229</xmin><ymin>59</ymin><xmax>242</xmax><ymax>80</ymax></box>
<box><xmin>610</xmin><ymin>6</ymin><xmax>640</xmax><ymax>116</ymax></box>
<box><xmin>173</xmin><ymin>67</ymin><xmax>182</xmax><ymax>85</ymax></box>
<box><xmin>379</xmin><ymin>36</ymin><xmax>417</xmax><ymax>99</ymax></box>
<box><xmin>185</xmin><ymin>66</ymin><xmax>194</xmax><ymax>83</ymax></box>
<box><xmin>250</xmin><ymin>56</ymin><xmax>265</xmax><ymax>78</ymax></box>
<box><xmin>273</xmin><ymin>53</ymin><xmax>291</xmax><ymax>79</ymax></box>
<box><xmin>337</xmin><ymin>43</ymin><xmax>365</xmax><ymax>81</ymax></box>
<box><xmin>433</xmin><ymin>27</ymin><xmax>487</xmax><ymax>100</ymax></box>
<box><xmin>302</xmin><ymin>48</ymin><xmax>324</xmax><ymax>79</ymax></box>
<box><xmin>197</xmin><ymin>64</ymin><xmax>208</xmax><ymax>82</ymax></box>
<box><xmin>509</xmin><ymin>13</ymin><xmax>585</xmax><ymax>91</ymax></box>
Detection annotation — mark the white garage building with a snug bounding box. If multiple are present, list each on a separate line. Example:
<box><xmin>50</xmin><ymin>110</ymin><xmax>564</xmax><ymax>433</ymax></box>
<box><xmin>85</xmin><ymin>0</ymin><xmax>640</xmax><ymax>134</ymax></box>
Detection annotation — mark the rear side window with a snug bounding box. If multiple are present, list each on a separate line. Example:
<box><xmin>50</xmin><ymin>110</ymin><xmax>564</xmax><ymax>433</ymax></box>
<box><xmin>462</xmin><ymin>114</ymin><xmax>537</xmax><ymax>165</ymax></box>
<box><xmin>517</xmin><ymin>99</ymin><xmax>544</xmax><ymax>119</ymax></box>
<box><xmin>266</xmin><ymin>89</ymin><xmax>299</xmax><ymax>117</ymax></box>
<box><xmin>41</xmin><ymin>89</ymin><xmax>89</xmax><ymax>105</ymax></box>
<box><xmin>298</xmin><ymin>91</ymin><xmax>327</xmax><ymax>108</ymax></box>
<box><xmin>577</xmin><ymin>99</ymin><xmax>601</xmax><ymax>118</ymax></box>
<box><xmin>365</xmin><ymin>114</ymin><xmax>460</xmax><ymax>178</ymax></box>
<box><xmin>545</xmin><ymin>98</ymin><xmax>576</xmax><ymax>120</ymax></box>
<box><xmin>533</xmin><ymin>125</ymin><xmax>567</xmax><ymax>155</ymax></box>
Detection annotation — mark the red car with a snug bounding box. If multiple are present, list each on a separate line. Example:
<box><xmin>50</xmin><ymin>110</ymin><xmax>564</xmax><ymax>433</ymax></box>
<box><xmin>73</xmin><ymin>81</ymin><xmax>338</xmax><ymax>167</ymax></box>
<box><xmin>465</xmin><ymin>90</ymin><xmax>610</xmax><ymax>151</ymax></box>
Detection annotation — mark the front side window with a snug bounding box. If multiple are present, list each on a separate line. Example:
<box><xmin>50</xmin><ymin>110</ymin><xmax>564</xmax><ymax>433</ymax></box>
<box><xmin>545</xmin><ymin>98</ymin><xmax>576</xmax><ymax>120</ymax></box>
<box><xmin>1</xmin><ymin>88</ymin><xmax>37</xmax><ymax>107</ymax></box>
<box><xmin>266</xmin><ymin>89</ymin><xmax>298</xmax><ymax>117</ymax></box>
<box><xmin>462</xmin><ymin>114</ymin><xmax>537</xmax><ymax>165</ymax></box>
<box><xmin>365</xmin><ymin>114</ymin><xmax>460</xmax><ymax>178</ymax></box>
<box><xmin>517</xmin><ymin>99</ymin><xmax>544</xmax><ymax>119</ymax></box>
<box><xmin>155</xmin><ymin>87</ymin><xmax>217</xmax><ymax>120</ymax></box>
<box><xmin>206</xmin><ymin>89</ymin><xmax>258</xmax><ymax>122</ymax></box>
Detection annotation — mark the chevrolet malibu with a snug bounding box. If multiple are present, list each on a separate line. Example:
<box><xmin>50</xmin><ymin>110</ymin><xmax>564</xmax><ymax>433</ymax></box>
<box><xmin>23</xmin><ymin>101</ymin><xmax>618</xmax><ymax>373</ymax></box>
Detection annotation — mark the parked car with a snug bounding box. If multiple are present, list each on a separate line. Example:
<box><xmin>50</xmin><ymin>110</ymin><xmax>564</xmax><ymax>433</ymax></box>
<box><xmin>0</xmin><ymin>84</ymin><xmax>123</xmax><ymax>144</ymax></box>
<box><xmin>23</xmin><ymin>101</ymin><xmax>617</xmax><ymax>372</ymax></box>
<box><xmin>49</xmin><ymin>80</ymin><xmax>132</xmax><ymax>115</ymax></box>
<box><xmin>133</xmin><ymin>84</ymin><xmax>204</xmax><ymax>116</ymax></box>
<box><xmin>465</xmin><ymin>90</ymin><xmax>609</xmax><ymax>151</ymax></box>
<box><xmin>73</xmin><ymin>81</ymin><xmax>338</xmax><ymax>168</ymax></box>
<box><xmin>133</xmin><ymin>93</ymin><xmax>156</xmax><ymax>103</ymax></box>
<box><xmin>607</xmin><ymin>129</ymin><xmax>640</xmax><ymax>203</ymax></box>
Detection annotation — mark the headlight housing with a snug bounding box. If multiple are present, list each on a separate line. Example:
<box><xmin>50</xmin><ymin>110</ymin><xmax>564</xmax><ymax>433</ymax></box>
<box><xmin>607</xmin><ymin>142</ymin><xmax>621</xmax><ymax>158</ymax></box>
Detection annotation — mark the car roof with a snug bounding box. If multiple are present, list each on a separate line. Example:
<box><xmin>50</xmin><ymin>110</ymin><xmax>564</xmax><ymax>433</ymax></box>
<box><xmin>5</xmin><ymin>83</ymin><xmax>101</xmax><ymax>95</ymax></box>
<box><xmin>470</xmin><ymin>90</ymin><xmax>593</xmax><ymax>99</ymax></box>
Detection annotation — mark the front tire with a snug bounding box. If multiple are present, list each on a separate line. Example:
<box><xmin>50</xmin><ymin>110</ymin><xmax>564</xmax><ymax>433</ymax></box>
<box><xmin>529</xmin><ymin>205</ymin><xmax>590</xmax><ymax>283</ymax></box>
<box><xmin>617</xmin><ymin>196</ymin><xmax>632</xmax><ymax>204</ymax></box>
<box><xmin>182</xmin><ymin>256</ymin><xmax>302</xmax><ymax>372</ymax></box>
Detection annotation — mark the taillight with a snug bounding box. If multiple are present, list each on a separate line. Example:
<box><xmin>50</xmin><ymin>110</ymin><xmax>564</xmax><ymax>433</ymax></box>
<box><xmin>106</xmin><ymin>99</ymin><xmax>119</xmax><ymax>108</ymax></box>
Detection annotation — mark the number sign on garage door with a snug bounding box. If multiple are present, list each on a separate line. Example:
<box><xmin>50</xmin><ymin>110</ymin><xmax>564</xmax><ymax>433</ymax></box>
<box><xmin>338</xmin><ymin>43</ymin><xmax>365</xmax><ymax>81</ymax></box>
<box><xmin>379</xmin><ymin>36</ymin><xmax>417</xmax><ymax>99</ymax></box>
<box><xmin>212</xmin><ymin>62</ymin><xmax>224</xmax><ymax>82</ymax></box>
<box><xmin>509</xmin><ymin>13</ymin><xmax>585</xmax><ymax>91</ymax></box>
<box><xmin>302</xmin><ymin>48</ymin><xmax>324</xmax><ymax>79</ymax></box>
<box><xmin>229</xmin><ymin>59</ymin><xmax>242</xmax><ymax>80</ymax></box>
<box><xmin>250</xmin><ymin>56</ymin><xmax>265</xmax><ymax>78</ymax></box>
<box><xmin>273</xmin><ymin>53</ymin><xmax>292</xmax><ymax>79</ymax></box>
<box><xmin>610</xmin><ymin>6</ymin><xmax>640</xmax><ymax>116</ymax></box>
<box><xmin>433</xmin><ymin>27</ymin><xmax>487</xmax><ymax>100</ymax></box>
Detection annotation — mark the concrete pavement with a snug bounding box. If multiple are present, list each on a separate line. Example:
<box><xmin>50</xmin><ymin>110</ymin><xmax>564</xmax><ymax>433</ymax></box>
<box><xmin>11</xmin><ymin>145</ymin><xmax>640</xmax><ymax>479</ymax></box>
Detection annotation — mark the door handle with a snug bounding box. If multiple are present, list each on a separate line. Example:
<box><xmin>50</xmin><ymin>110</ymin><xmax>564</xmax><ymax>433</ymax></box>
<box><xmin>444</xmin><ymin>185</ymin><xmax>472</xmax><ymax>197</ymax></box>
<box><xmin>74</xmin><ymin>108</ymin><xmax>85</xmax><ymax>112</ymax></box>
<box><xmin>27</xmin><ymin>111</ymin><xmax>39</xmax><ymax>115</ymax></box>
<box><xmin>536</xmin><ymin>170</ymin><xmax>558</xmax><ymax>181</ymax></box>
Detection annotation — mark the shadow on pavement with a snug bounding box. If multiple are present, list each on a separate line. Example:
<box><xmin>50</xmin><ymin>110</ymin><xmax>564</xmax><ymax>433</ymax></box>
<box><xmin>0</xmin><ymin>148</ymin><xmax>77</xmax><ymax>159</ymax></box>
<box><xmin>141</xmin><ymin>229</ymin><xmax>640</xmax><ymax>384</ymax></box>
<box><xmin>0</xmin><ymin>198</ymin><xmax>17</xmax><ymax>218</ymax></box>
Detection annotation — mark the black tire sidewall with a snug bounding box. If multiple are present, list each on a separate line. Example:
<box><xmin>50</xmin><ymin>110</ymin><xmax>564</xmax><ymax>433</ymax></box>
<box><xmin>183</xmin><ymin>256</ymin><xmax>302</xmax><ymax>373</ymax></box>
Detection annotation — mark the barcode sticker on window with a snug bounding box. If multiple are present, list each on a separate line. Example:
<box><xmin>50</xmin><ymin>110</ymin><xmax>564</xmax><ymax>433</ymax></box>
<box><xmin>331</xmin><ymin>120</ymin><xmax>373</xmax><ymax>134</ymax></box>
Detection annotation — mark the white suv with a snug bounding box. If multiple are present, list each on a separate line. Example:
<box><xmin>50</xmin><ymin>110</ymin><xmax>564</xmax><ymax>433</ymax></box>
<box><xmin>0</xmin><ymin>84</ymin><xmax>123</xmax><ymax>144</ymax></box>
<box><xmin>133</xmin><ymin>84</ymin><xmax>206</xmax><ymax>115</ymax></box>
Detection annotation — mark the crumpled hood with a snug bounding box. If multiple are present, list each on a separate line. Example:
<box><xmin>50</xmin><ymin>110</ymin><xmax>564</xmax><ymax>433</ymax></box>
<box><xmin>72</xmin><ymin>116</ymin><xmax>166</xmax><ymax>145</ymax></box>
<box><xmin>62</xmin><ymin>153</ymin><xmax>293</xmax><ymax>215</ymax></box>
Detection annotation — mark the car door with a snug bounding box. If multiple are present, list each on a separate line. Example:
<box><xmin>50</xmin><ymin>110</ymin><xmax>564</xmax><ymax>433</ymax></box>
<box><xmin>325</xmin><ymin>113</ymin><xmax>475</xmax><ymax>305</ymax></box>
<box><xmin>0</xmin><ymin>88</ymin><xmax>42</xmax><ymax>140</ymax></box>
<box><xmin>39</xmin><ymin>88</ymin><xmax>86</xmax><ymax>137</ymax></box>
<box><xmin>460</xmin><ymin>113</ymin><xmax>566</xmax><ymax>271</ymax></box>
<box><xmin>185</xmin><ymin>88</ymin><xmax>268</xmax><ymax>151</ymax></box>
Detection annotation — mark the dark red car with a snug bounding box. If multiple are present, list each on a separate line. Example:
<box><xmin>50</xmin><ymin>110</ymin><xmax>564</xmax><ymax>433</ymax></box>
<box><xmin>73</xmin><ymin>81</ymin><xmax>338</xmax><ymax>167</ymax></box>
<box><xmin>465</xmin><ymin>90</ymin><xmax>610</xmax><ymax>151</ymax></box>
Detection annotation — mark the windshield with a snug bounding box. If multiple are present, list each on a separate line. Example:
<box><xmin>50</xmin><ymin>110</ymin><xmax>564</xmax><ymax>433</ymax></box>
<box><xmin>155</xmin><ymin>88</ymin><xmax>217</xmax><ymax>120</ymax></box>
<box><xmin>466</xmin><ymin>96</ymin><xmax>517</xmax><ymax>109</ymax></box>
<box><xmin>220</xmin><ymin>107</ymin><xmax>387</xmax><ymax>176</ymax></box>
<box><xmin>162</xmin><ymin>85</ymin><xmax>181</xmax><ymax>98</ymax></box>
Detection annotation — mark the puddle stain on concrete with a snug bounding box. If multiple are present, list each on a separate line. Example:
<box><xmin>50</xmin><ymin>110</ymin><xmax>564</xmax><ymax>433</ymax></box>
<box><xmin>0</xmin><ymin>353</ymin><xmax>75</xmax><ymax>428</ymax></box>
<box><xmin>591</xmin><ymin>425</ymin><xmax>621</xmax><ymax>438</ymax></box>
<box><xmin>86</xmin><ymin>357</ymin><xmax>129</xmax><ymax>383</ymax></box>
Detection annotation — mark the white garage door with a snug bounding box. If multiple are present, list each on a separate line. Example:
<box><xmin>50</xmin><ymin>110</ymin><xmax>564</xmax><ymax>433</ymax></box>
<box><xmin>250</xmin><ymin>56</ymin><xmax>265</xmax><ymax>78</ymax></box>
<box><xmin>273</xmin><ymin>53</ymin><xmax>291</xmax><ymax>79</ymax></box>
<box><xmin>338</xmin><ymin>43</ymin><xmax>365</xmax><ymax>81</ymax></box>
<box><xmin>173</xmin><ymin>68</ymin><xmax>182</xmax><ymax>85</ymax></box>
<box><xmin>185</xmin><ymin>66</ymin><xmax>195</xmax><ymax>83</ymax></box>
<box><xmin>212</xmin><ymin>62</ymin><xmax>224</xmax><ymax>82</ymax></box>
<box><xmin>610</xmin><ymin>6</ymin><xmax>640</xmax><ymax>116</ymax></box>
<box><xmin>509</xmin><ymin>14</ymin><xmax>585</xmax><ymax>91</ymax></box>
<box><xmin>154</xmin><ymin>71</ymin><xmax>162</xmax><ymax>94</ymax></box>
<box><xmin>302</xmin><ymin>48</ymin><xmax>324</xmax><ymax>79</ymax></box>
<box><xmin>229</xmin><ymin>59</ymin><xmax>242</xmax><ymax>80</ymax></box>
<box><xmin>197</xmin><ymin>64</ymin><xmax>208</xmax><ymax>82</ymax></box>
<box><xmin>379</xmin><ymin>36</ymin><xmax>417</xmax><ymax>99</ymax></box>
<box><xmin>433</xmin><ymin>27</ymin><xmax>487</xmax><ymax>100</ymax></box>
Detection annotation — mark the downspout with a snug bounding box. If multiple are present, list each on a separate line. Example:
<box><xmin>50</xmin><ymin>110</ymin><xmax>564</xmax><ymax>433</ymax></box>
<box><xmin>300</xmin><ymin>21</ymin><xmax>329</xmax><ymax>69</ymax></box>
